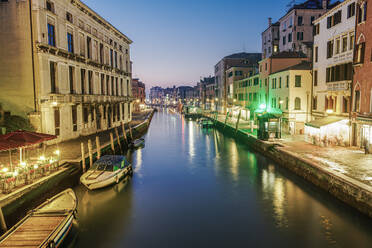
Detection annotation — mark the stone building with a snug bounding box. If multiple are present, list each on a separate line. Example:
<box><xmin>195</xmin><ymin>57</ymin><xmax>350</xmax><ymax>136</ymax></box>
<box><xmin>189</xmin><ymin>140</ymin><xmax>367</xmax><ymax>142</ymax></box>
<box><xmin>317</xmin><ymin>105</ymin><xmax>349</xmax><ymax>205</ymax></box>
<box><xmin>352</xmin><ymin>0</ymin><xmax>372</xmax><ymax>151</ymax></box>
<box><xmin>262</xmin><ymin>18</ymin><xmax>280</xmax><ymax>59</ymax></box>
<box><xmin>214</xmin><ymin>53</ymin><xmax>261</xmax><ymax>113</ymax></box>
<box><xmin>308</xmin><ymin>0</ymin><xmax>356</xmax><ymax>147</ymax></box>
<box><xmin>132</xmin><ymin>78</ymin><xmax>146</xmax><ymax>111</ymax></box>
<box><xmin>149</xmin><ymin>86</ymin><xmax>164</xmax><ymax>104</ymax></box>
<box><xmin>268</xmin><ymin>61</ymin><xmax>312</xmax><ymax>135</ymax></box>
<box><xmin>0</xmin><ymin>0</ymin><xmax>133</xmax><ymax>142</ymax></box>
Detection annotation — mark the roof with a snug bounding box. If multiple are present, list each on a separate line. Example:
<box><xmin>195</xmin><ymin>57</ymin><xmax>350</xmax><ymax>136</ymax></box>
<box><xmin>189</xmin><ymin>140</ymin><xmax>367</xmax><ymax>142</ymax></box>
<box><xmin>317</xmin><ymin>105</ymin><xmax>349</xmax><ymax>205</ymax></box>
<box><xmin>224</xmin><ymin>52</ymin><xmax>262</xmax><ymax>60</ymax></box>
<box><xmin>270</xmin><ymin>51</ymin><xmax>308</xmax><ymax>59</ymax></box>
<box><xmin>272</xmin><ymin>61</ymin><xmax>312</xmax><ymax>74</ymax></box>
<box><xmin>305</xmin><ymin>116</ymin><xmax>347</xmax><ymax>128</ymax></box>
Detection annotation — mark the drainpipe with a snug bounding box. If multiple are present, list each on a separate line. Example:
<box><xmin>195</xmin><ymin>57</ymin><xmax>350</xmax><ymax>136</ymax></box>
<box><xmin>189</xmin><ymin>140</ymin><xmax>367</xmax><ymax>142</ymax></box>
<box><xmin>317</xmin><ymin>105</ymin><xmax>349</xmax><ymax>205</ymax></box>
<box><xmin>29</xmin><ymin>0</ymin><xmax>37</xmax><ymax>113</ymax></box>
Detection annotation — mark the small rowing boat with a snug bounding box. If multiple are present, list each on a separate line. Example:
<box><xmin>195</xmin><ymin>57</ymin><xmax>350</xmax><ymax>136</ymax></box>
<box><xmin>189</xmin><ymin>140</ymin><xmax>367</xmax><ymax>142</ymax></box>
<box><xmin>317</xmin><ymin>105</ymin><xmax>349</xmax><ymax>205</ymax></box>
<box><xmin>0</xmin><ymin>188</ymin><xmax>77</xmax><ymax>248</ymax></box>
<box><xmin>80</xmin><ymin>155</ymin><xmax>133</xmax><ymax>190</ymax></box>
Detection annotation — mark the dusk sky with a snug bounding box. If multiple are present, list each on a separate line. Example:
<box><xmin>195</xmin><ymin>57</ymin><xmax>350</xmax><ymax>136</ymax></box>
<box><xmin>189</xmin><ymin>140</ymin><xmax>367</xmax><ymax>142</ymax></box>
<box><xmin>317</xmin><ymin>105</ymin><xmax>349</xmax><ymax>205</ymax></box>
<box><xmin>83</xmin><ymin>0</ymin><xmax>293</xmax><ymax>88</ymax></box>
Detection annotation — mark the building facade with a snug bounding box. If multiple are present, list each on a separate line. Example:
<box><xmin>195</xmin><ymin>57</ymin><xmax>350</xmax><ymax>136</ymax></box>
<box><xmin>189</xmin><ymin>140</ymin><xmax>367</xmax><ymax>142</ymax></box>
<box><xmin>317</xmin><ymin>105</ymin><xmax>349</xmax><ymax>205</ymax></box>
<box><xmin>0</xmin><ymin>0</ymin><xmax>133</xmax><ymax>142</ymax></box>
<box><xmin>308</xmin><ymin>0</ymin><xmax>356</xmax><ymax>146</ymax></box>
<box><xmin>214</xmin><ymin>53</ymin><xmax>261</xmax><ymax>113</ymax></box>
<box><xmin>352</xmin><ymin>0</ymin><xmax>372</xmax><ymax>152</ymax></box>
<box><xmin>262</xmin><ymin>18</ymin><xmax>280</xmax><ymax>59</ymax></box>
<box><xmin>268</xmin><ymin>61</ymin><xmax>312</xmax><ymax>134</ymax></box>
<box><xmin>279</xmin><ymin>0</ymin><xmax>332</xmax><ymax>53</ymax></box>
<box><xmin>132</xmin><ymin>78</ymin><xmax>146</xmax><ymax>111</ymax></box>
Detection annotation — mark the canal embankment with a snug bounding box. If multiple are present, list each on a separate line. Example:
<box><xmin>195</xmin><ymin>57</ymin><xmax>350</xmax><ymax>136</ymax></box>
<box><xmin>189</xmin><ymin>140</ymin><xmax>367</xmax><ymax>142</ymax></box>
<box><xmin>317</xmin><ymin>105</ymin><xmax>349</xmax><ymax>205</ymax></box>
<box><xmin>207</xmin><ymin>115</ymin><xmax>372</xmax><ymax>218</ymax></box>
<box><xmin>0</xmin><ymin>109</ymin><xmax>155</xmax><ymax>233</ymax></box>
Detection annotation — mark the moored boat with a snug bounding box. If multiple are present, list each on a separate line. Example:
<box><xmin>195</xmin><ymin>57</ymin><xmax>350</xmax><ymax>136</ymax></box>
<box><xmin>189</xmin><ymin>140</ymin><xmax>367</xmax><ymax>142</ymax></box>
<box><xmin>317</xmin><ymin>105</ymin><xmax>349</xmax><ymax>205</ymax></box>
<box><xmin>80</xmin><ymin>155</ymin><xmax>132</xmax><ymax>190</ymax></box>
<box><xmin>130</xmin><ymin>138</ymin><xmax>145</xmax><ymax>149</ymax></box>
<box><xmin>0</xmin><ymin>188</ymin><xmax>77</xmax><ymax>248</ymax></box>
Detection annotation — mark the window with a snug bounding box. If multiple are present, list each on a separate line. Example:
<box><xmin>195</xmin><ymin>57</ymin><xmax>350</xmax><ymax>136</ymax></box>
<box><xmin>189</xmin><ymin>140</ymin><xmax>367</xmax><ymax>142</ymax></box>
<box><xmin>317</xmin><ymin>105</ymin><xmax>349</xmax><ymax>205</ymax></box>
<box><xmin>313</xmin><ymin>96</ymin><xmax>317</xmax><ymax>110</ymax></box>
<box><xmin>288</xmin><ymin>33</ymin><xmax>292</xmax><ymax>42</ymax></box>
<box><xmin>50</xmin><ymin>62</ymin><xmax>57</xmax><ymax>93</ymax></box>
<box><xmin>358</xmin><ymin>2</ymin><xmax>368</xmax><ymax>23</ymax></box>
<box><xmin>101</xmin><ymin>74</ymin><xmax>105</xmax><ymax>95</ymax></box>
<box><xmin>327</xmin><ymin>10</ymin><xmax>342</xmax><ymax>28</ymax></box>
<box><xmin>315</xmin><ymin>46</ymin><xmax>319</xmax><ymax>62</ymax></box>
<box><xmin>286</xmin><ymin>97</ymin><xmax>289</xmax><ymax>110</ymax></box>
<box><xmin>66</xmin><ymin>12</ymin><xmax>73</xmax><ymax>23</ymax></box>
<box><xmin>88</xmin><ymin>71</ymin><xmax>93</xmax><ymax>94</ymax></box>
<box><xmin>350</xmin><ymin>33</ymin><xmax>354</xmax><ymax>50</ymax></box>
<box><xmin>111</xmin><ymin>76</ymin><xmax>114</xmax><ymax>95</ymax></box>
<box><xmin>99</xmin><ymin>43</ymin><xmax>104</xmax><ymax>64</ymax></box>
<box><xmin>314</xmin><ymin>24</ymin><xmax>320</xmax><ymax>35</ymax></box>
<box><xmin>72</xmin><ymin>106</ymin><xmax>77</xmax><ymax>132</ymax></box>
<box><xmin>311</xmin><ymin>16</ymin><xmax>315</xmax><ymax>24</ymax></box>
<box><xmin>355</xmin><ymin>90</ymin><xmax>361</xmax><ymax>112</ymax></box>
<box><xmin>46</xmin><ymin>1</ymin><xmax>54</xmax><ymax>13</ymax></box>
<box><xmin>348</xmin><ymin>3</ymin><xmax>356</xmax><ymax>18</ymax></box>
<box><xmin>110</xmin><ymin>49</ymin><xmax>113</xmax><ymax>67</ymax></box>
<box><xmin>342</xmin><ymin>97</ymin><xmax>349</xmax><ymax>113</ymax></box>
<box><xmin>314</xmin><ymin>70</ymin><xmax>318</xmax><ymax>86</ymax></box>
<box><xmin>81</xmin><ymin>69</ymin><xmax>85</xmax><ymax>94</ymax></box>
<box><xmin>47</xmin><ymin>23</ymin><xmax>56</xmax><ymax>47</ymax></box>
<box><xmin>54</xmin><ymin>108</ymin><xmax>60</xmax><ymax>136</ymax></box>
<box><xmin>298</xmin><ymin>16</ymin><xmax>303</xmax><ymax>26</ymax></box>
<box><xmin>326</xmin><ymin>63</ymin><xmax>353</xmax><ymax>82</ymax></box>
<box><xmin>279</xmin><ymin>77</ymin><xmax>282</xmax><ymax>88</ymax></box>
<box><xmin>297</xmin><ymin>32</ymin><xmax>303</xmax><ymax>41</ymax></box>
<box><xmin>114</xmin><ymin>51</ymin><xmax>118</xmax><ymax>68</ymax></box>
<box><xmin>327</xmin><ymin>40</ymin><xmax>334</xmax><ymax>58</ymax></box>
<box><xmin>69</xmin><ymin>66</ymin><xmax>74</xmax><ymax>94</ymax></box>
<box><xmin>286</xmin><ymin>75</ymin><xmax>289</xmax><ymax>87</ymax></box>
<box><xmin>115</xmin><ymin>78</ymin><xmax>119</xmax><ymax>96</ymax></box>
<box><xmin>295</xmin><ymin>97</ymin><xmax>301</xmax><ymax>110</ymax></box>
<box><xmin>90</xmin><ymin>106</ymin><xmax>94</xmax><ymax>121</ymax></box>
<box><xmin>79</xmin><ymin>33</ymin><xmax>85</xmax><ymax>56</ymax></box>
<box><xmin>295</xmin><ymin>75</ymin><xmax>301</xmax><ymax>87</ymax></box>
<box><xmin>342</xmin><ymin>36</ymin><xmax>348</xmax><ymax>52</ymax></box>
<box><xmin>67</xmin><ymin>32</ymin><xmax>74</xmax><ymax>53</ymax></box>
<box><xmin>106</xmin><ymin>76</ymin><xmax>109</xmax><ymax>96</ymax></box>
<box><xmin>335</xmin><ymin>38</ymin><xmax>340</xmax><ymax>54</ymax></box>
<box><xmin>355</xmin><ymin>42</ymin><xmax>365</xmax><ymax>64</ymax></box>
<box><xmin>283</xmin><ymin>36</ymin><xmax>286</xmax><ymax>45</ymax></box>
<box><xmin>83</xmin><ymin>107</ymin><xmax>88</xmax><ymax>124</ymax></box>
<box><xmin>87</xmin><ymin>37</ymin><xmax>92</xmax><ymax>59</ymax></box>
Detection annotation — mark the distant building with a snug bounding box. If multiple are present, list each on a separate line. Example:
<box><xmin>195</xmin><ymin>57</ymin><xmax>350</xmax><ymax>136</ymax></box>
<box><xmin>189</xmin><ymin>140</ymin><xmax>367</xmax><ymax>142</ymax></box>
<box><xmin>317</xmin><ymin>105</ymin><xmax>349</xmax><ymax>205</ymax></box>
<box><xmin>352</xmin><ymin>0</ymin><xmax>372</xmax><ymax>152</ymax></box>
<box><xmin>132</xmin><ymin>79</ymin><xmax>146</xmax><ymax>111</ymax></box>
<box><xmin>262</xmin><ymin>18</ymin><xmax>280</xmax><ymax>59</ymax></box>
<box><xmin>214</xmin><ymin>53</ymin><xmax>261</xmax><ymax>113</ymax></box>
<box><xmin>177</xmin><ymin>86</ymin><xmax>194</xmax><ymax>104</ymax></box>
<box><xmin>199</xmin><ymin>77</ymin><xmax>215</xmax><ymax>110</ymax></box>
<box><xmin>150</xmin><ymin>86</ymin><xmax>164</xmax><ymax>104</ymax></box>
<box><xmin>279</xmin><ymin>0</ymin><xmax>335</xmax><ymax>53</ymax></box>
<box><xmin>307</xmin><ymin>0</ymin><xmax>356</xmax><ymax>147</ymax></box>
<box><xmin>0</xmin><ymin>0</ymin><xmax>133</xmax><ymax>142</ymax></box>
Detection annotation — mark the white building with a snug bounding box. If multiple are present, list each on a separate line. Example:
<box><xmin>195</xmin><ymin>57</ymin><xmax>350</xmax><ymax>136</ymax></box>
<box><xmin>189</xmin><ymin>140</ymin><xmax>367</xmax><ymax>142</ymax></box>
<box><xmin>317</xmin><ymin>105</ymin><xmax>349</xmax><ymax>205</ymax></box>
<box><xmin>0</xmin><ymin>0</ymin><xmax>133</xmax><ymax>142</ymax></box>
<box><xmin>307</xmin><ymin>0</ymin><xmax>356</xmax><ymax>146</ymax></box>
<box><xmin>268</xmin><ymin>61</ymin><xmax>312</xmax><ymax>134</ymax></box>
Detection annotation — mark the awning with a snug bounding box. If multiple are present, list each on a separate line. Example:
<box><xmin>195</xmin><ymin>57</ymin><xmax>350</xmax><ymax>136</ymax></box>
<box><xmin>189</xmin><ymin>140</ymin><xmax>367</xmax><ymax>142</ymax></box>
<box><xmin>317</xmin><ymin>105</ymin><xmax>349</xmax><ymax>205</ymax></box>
<box><xmin>305</xmin><ymin>116</ymin><xmax>347</xmax><ymax>129</ymax></box>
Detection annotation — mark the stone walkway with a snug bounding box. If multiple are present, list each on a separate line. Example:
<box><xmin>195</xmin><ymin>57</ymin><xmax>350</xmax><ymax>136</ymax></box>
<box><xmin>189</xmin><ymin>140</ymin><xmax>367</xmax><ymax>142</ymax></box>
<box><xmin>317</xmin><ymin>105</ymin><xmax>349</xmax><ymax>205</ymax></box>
<box><xmin>213</xmin><ymin>114</ymin><xmax>372</xmax><ymax>188</ymax></box>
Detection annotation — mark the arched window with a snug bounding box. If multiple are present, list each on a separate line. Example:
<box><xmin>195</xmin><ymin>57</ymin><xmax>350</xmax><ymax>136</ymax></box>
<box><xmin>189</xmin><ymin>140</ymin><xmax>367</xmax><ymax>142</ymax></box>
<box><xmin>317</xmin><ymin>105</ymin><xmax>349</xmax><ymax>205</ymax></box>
<box><xmin>295</xmin><ymin>97</ymin><xmax>301</xmax><ymax>110</ymax></box>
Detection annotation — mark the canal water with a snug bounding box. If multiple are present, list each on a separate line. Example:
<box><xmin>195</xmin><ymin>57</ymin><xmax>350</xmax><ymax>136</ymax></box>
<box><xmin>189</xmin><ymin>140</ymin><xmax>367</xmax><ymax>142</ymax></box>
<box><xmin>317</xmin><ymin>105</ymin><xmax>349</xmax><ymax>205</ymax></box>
<box><xmin>70</xmin><ymin>109</ymin><xmax>372</xmax><ymax>248</ymax></box>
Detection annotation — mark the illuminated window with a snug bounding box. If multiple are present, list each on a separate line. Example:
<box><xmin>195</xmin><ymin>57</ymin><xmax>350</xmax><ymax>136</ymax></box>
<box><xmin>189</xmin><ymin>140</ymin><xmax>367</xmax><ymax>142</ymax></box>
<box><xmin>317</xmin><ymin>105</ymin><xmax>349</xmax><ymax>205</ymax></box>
<box><xmin>295</xmin><ymin>97</ymin><xmax>301</xmax><ymax>110</ymax></box>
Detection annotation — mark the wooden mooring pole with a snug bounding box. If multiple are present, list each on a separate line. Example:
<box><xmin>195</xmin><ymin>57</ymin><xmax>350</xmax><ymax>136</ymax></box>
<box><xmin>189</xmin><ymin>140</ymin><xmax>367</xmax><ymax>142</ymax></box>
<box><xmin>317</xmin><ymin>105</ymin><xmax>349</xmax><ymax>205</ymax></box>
<box><xmin>115</xmin><ymin>127</ymin><xmax>122</xmax><ymax>151</ymax></box>
<box><xmin>110</xmin><ymin>133</ymin><xmax>115</xmax><ymax>154</ymax></box>
<box><xmin>81</xmin><ymin>142</ymin><xmax>86</xmax><ymax>173</ymax></box>
<box><xmin>0</xmin><ymin>207</ymin><xmax>7</xmax><ymax>233</ymax></box>
<box><xmin>96</xmin><ymin>136</ymin><xmax>101</xmax><ymax>159</ymax></box>
<box><xmin>224</xmin><ymin>112</ymin><xmax>229</xmax><ymax>129</ymax></box>
<box><xmin>235</xmin><ymin>110</ymin><xmax>241</xmax><ymax>134</ymax></box>
<box><xmin>88</xmin><ymin>139</ymin><xmax>93</xmax><ymax>168</ymax></box>
<box><xmin>129</xmin><ymin>126</ymin><xmax>134</xmax><ymax>141</ymax></box>
<box><xmin>121</xmin><ymin>122</ymin><xmax>128</xmax><ymax>143</ymax></box>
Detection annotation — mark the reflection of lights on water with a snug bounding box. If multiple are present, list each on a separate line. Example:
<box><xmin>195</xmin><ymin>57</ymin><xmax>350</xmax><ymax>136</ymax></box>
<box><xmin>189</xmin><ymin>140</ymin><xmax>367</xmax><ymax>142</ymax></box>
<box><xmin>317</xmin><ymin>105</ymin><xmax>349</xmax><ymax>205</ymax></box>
<box><xmin>134</xmin><ymin>149</ymin><xmax>142</xmax><ymax>174</ymax></box>
<box><xmin>188</xmin><ymin>121</ymin><xmax>195</xmax><ymax>161</ymax></box>
<box><xmin>230</xmin><ymin>141</ymin><xmax>239</xmax><ymax>181</ymax></box>
<box><xmin>273</xmin><ymin>178</ymin><xmax>288</xmax><ymax>228</ymax></box>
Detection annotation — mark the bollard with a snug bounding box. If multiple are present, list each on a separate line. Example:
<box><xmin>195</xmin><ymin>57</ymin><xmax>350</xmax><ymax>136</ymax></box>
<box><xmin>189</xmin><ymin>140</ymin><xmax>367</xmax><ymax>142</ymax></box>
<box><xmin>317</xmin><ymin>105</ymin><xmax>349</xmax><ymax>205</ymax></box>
<box><xmin>129</xmin><ymin>126</ymin><xmax>134</xmax><ymax>141</ymax></box>
<box><xmin>88</xmin><ymin>139</ymin><xmax>93</xmax><ymax>168</ymax></box>
<box><xmin>81</xmin><ymin>142</ymin><xmax>86</xmax><ymax>173</ymax></box>
<box><xmin>110</xmin><ymin>133</ymin><xmax>115</xmax><ymax>154</ymax></box>
<box><xmin>96</xmin><ymin>136</ymin><xmax>101</xmax><ymax>159</ymax></box>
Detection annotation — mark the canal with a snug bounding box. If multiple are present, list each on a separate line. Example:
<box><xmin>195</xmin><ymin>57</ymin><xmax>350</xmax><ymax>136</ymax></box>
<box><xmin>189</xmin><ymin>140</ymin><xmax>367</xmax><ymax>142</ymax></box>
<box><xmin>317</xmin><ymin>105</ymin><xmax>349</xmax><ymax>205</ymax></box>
<box><xmin>70</xmin><ymin>110</ymin><xmax>372</xmax><ymax>248</ymax></box>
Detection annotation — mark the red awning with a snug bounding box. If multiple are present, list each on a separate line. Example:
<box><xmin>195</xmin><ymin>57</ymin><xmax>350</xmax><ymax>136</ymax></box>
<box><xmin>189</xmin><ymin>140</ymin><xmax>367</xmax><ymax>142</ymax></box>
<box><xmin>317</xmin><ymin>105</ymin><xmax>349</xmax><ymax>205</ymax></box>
<box><xmin>0</xmin><ymin>130</ymin><xmax>57</xmax><ymax>151</ymax></box>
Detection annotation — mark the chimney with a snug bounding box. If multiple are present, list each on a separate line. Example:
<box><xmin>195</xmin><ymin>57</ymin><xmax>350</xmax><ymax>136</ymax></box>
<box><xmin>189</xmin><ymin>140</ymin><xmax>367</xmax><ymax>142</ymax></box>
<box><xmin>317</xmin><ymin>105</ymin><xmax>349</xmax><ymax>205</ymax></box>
<box><xmin>322</xmin><ymin>0</ymin><xmax>328</xmax><ymax>9</ymax></box>
<box><xmin>268</xmin><ymin>17</ymin><xmax>272</xmax><ymax>26</ymax></box>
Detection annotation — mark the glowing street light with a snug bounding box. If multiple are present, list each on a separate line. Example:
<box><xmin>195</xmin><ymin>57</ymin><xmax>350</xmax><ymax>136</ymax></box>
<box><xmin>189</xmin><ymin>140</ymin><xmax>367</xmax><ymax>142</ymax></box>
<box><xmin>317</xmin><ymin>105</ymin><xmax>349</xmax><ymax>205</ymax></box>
<box><xmin>326</xmin><ymin>109</ymin><xmax>334</xmax><ymax>114</ymax></box>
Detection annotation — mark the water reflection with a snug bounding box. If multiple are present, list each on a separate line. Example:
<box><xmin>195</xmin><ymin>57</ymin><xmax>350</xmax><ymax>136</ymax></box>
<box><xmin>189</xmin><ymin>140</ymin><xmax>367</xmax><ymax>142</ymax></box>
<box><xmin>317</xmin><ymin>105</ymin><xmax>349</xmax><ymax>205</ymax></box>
<box><xmin>71</xmin><ymin>110</ymin><xmax>372</xmax><ymax>248</ymax></box>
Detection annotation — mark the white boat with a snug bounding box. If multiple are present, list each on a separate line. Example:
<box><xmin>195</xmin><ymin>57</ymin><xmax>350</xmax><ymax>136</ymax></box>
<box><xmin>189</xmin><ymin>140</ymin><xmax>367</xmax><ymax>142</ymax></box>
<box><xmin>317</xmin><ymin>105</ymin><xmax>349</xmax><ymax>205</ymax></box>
<box><xmin>0</xmin><ymin>188</ymin><xmax>77</xmax><ymax>248</ymax></box>
<box><xmin>130</xmin><ymin>138</ymin><xmax>145</xmax><ymax>149</ymax></box>
<box><xmin>80</xmin><ymin>155</ymin><xmax>133</xmax><ymax>190</ymax></box>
